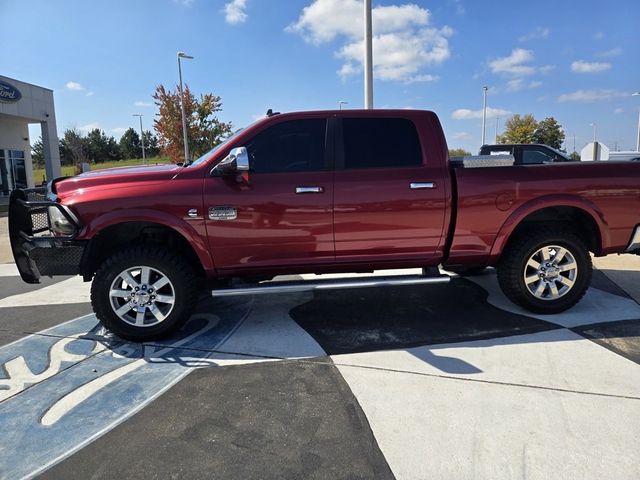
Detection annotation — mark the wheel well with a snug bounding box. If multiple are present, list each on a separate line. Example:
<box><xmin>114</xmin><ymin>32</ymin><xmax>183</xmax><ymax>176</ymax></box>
<box><xmin>506</xmin><ymin>206</ymin><xmax>602</xmax><ymax>254</ymax></box>
<box><xmin>81</xmin><ymin>222</ymin><xmax>205</xmax><ymax>281</ymax></box>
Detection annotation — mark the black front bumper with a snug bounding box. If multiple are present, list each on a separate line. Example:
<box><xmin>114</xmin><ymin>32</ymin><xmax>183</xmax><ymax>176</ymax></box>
<box><xmin>8</xmin><ymin>188</ymin><xmax>86</xmax><ymax>284</ymax></box>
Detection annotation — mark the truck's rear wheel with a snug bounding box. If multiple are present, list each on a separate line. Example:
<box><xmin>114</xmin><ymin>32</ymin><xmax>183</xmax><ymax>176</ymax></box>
<box><xmin>497</xmin><ymin>230</ymin><xmax>592</xmax><ymax>314</ymax></box>
<box><xmin>91</xmin><ymin>246</ymin><xmax>200</xmax><ymax>341</ymax></box>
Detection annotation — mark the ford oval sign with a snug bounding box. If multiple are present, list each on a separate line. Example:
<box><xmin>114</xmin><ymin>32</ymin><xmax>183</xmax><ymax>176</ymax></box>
<box><xmin>0</xmin><ymin>80</ymin><xmax>22</xmax><ymax>103</ymax></box>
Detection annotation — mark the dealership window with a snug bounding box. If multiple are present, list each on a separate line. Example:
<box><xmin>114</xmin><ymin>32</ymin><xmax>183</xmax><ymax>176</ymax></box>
<box><xmin>0</xmin><ymin>150</ymin><xmax>8</xmax><ymax>195</ymax></box>
<box><xmin>8</xmin><ymin>150</ymin><xmax>27</xmax><ymax>190</ymax></box>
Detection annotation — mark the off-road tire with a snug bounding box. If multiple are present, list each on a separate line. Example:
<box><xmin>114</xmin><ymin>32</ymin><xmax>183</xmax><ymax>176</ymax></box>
<box><xmin>91</xmin><ymin>246</ymin><xmax>200</xmax><ymax>341</ymax></box>
<box><xmin>497</xmin><ymin>230</ymin><xmax>592</xmax><ymax>314</ymax></box>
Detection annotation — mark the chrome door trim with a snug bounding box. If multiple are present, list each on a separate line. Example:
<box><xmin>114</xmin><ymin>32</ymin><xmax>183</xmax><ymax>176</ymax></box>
<box><xmin>410</xmin><ymin>182</ymin><xmax>436</xmax><ymax>189</ymax></box>
<box><xmin>296</xmin><ymin>186</ymin><xmax>323</xmax><ymax>194</ymax></box>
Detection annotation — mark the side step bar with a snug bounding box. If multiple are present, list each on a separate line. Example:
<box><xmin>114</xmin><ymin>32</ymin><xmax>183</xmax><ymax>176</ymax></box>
<box><xmin>211</xmin><ymin>274</ymin><xmax>450</xmax><ymax>298</ymax></box>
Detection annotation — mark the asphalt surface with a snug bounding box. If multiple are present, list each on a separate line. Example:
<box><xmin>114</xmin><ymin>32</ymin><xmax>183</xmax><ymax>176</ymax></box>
<box><xmin>0</xmin><ymin>262</ymin><xmax>639</xmax><ymax>479</ymax></box>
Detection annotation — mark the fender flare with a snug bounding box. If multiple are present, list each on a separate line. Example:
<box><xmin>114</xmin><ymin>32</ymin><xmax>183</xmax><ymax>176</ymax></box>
<box><xmin>488</xmin><ymin>194</ymin><xmax>608</xmax><ymax>263</ymax></box>
<box><xmin>81</xmin><ymin>209</ymin><xmax>215</xmax><ymax>273</ymax></box>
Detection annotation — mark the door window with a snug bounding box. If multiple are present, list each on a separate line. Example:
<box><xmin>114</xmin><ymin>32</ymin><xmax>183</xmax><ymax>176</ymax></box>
<box><xmin>342</xmin><ymin>118</ymin><xmax>422</xmax><ymax>169</ymax></box>
<box><xmin>246</xmin><ymin>119</ymin><xmax>327</xmax><ymax>173</ymax></box>
<box><xmin>521</xmin><ymin>148</ymin><xmax>554</xmax><ymax>164</ymax></box>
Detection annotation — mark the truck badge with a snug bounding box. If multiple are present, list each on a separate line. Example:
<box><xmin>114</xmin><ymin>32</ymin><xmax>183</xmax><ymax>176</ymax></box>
<box><xmin>208</xmin><ymin>206</ymin><xmax>238</xmax><ymax>221</ymax></box>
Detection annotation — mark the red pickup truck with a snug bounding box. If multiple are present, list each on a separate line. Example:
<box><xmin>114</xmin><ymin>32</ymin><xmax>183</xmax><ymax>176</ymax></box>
<box><xmin>9</xmin><ymin>110</ymin><xmax>640</xmax><ymax>340</ymax></box>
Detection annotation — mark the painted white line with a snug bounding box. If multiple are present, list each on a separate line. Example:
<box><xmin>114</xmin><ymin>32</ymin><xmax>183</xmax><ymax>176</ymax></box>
<box><xmin>0</xmin><ymin>263</ymin><xmax>19</xmax><ymax>277</ymax></box>
<box><xmin>334</xmin><ymin>330</ymin><xmax>640</xmax><ymax>480</ymax></box>
<box><xmin>469</xmin><ymin>273</ymin><xmax>640</xmax><ymax>328</ymax></box>
<box><xmin>333</xmin><ymin>329</ymin><xmax>640</xmax><ymax>398</ymax></box>
<box><xmin>0</xmin><ymin>276</ymin><xmax>90</xmax><ymax>308</ymax></box>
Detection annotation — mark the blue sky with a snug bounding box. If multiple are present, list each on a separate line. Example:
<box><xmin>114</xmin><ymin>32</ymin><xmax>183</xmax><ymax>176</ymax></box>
<box><xmin>3</xmin><ymin>0</ymin><xmax>639</xmax><ymax>153</ymax></box>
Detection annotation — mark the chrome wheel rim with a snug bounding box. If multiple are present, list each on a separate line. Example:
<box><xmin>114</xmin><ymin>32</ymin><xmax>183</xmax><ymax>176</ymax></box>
<box><xmin>523</xmin><ymin>245</ymin><xmax>578</xmax><ymax>301</ymax></box>
<box><xmin>109</xmin><ymin>266</ymin><xmax>176</xmax><ymax>327</ymax></box>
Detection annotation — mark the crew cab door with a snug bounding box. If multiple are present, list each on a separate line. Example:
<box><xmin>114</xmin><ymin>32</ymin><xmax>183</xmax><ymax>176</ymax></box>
<box><xmin>333</xmin><ymin>116</ymin><xmax>447</xmax><ymax>262</ymax></box>
<box><xmin>203</xmin><ymin>117</ymin><xmax>334</xmax><ymax>272</ymax></box>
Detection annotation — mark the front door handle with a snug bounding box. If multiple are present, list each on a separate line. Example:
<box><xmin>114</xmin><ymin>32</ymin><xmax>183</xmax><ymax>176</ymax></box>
<box><xmin>296</xmin><ymin>186</ymin><xmax>324</xmax><ymax>194</ymax></box>
<box><xmin>410</xmin><ymin>182</ymin><xmax>436</xmax><ymax>189</ymax></box>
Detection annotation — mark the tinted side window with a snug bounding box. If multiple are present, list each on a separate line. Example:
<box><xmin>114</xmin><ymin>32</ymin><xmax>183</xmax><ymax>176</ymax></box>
<box><xmin>521</xmin><ymin>149</ymin><xmax>553</xmax><ymax>164</ymax></box>
<box><xmin>342</xmin><ymin>118</ymin><xmax>422</xmax><ymax>169</ymax></box>
<box><xmin>246</xmin><ymin>119</ymin><xmax>327</xmax><ymax>173</ymax></box>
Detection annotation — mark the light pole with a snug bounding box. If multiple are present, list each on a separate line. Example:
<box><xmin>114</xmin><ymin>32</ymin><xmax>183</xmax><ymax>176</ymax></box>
<box><xmin>132</xmin><ymin>114</ymin><xmax>146</xmax><ymax>164</ymax></box>
<box><xmin>177</xmin><ymin>51</ymin><xmax>194</xmax><ymax>163</ymax></box>
<box><xmin>633</xmin><ymin>92</ymin><xmax>640</xmax><ymax>152</ymax></box>
<box><xmin>363</xmin><ymin>0</ymin><xmax>373</xmax><ymax>109</ymax></box>
<box><xmin>481</xmin><ymin>86</ymin><xmax>488</xmax><ymax>146</ymax></box>
<box><xmin>338</xmin><ymin>101</ymin><xmax>348</xmax><ymax>110</ymax></box>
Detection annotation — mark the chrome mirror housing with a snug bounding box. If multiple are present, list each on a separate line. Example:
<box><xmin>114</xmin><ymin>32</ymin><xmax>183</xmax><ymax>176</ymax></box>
<box><xmin>212</xmin><ymin>146</ymin><xmax>250</xmax><ymax>176</ymax></box>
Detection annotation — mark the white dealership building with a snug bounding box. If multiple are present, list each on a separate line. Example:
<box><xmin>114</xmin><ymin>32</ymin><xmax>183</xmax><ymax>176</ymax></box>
<box><xmin>0</xmin><ymin>75</ymin><xmax>61</xmax><ymax>196</ymax></box>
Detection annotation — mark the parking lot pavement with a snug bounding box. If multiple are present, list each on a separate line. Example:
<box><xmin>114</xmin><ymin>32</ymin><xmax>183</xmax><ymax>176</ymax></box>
<box><xmin>0</xmin><ymin>264</ymin><xmax>639</xmax><ymax>479</ymax></box>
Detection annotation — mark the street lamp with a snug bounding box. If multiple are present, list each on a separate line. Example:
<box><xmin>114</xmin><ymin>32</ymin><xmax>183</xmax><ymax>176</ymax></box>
<box><xmin>338</xmin><ymin>100</ymin><xmax>349</xmax><ymax>110</ymax></box>
<box><xmin>481</xmin><ymin>86</ymin><xmax>488</xmax><ymax>146</ymax></box>
<box><xmin>632</xmin><ymin>92</ymin><xmax>640</xmax><ymax>152</ymax></box>
<box><xmin>590</xmin><ymin>122</ymin><xmax>597</xmax><ymax>143</ymax></box>
<box><xmin>177</xmin><ymin>51</ymin><xmax>194</xmax><ymax>163</ymax></box>
<box><xmin>132</xmin><ymin>114</ymin><xmax>146</xmax><ymax>164</ymax></box>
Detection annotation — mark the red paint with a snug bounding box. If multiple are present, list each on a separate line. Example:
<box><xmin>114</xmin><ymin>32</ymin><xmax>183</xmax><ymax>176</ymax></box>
<box><xmin>51</xmin><ymin>110</ymin><xmax>640</xmax><ymax>279</ymax></box>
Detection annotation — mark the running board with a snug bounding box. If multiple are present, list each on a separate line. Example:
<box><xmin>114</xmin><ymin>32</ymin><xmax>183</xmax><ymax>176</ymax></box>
<box><xmin>211</xmin><ymin>274</ymin><xmax>450</xmax><ymax>298</ymax></box>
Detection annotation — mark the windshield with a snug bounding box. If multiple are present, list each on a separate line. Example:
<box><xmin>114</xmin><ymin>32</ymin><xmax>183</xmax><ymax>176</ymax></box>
<box><xmin>189</xmin><ymin>127</ymin><xmax>246</xmax><ymax>168</ymax></box>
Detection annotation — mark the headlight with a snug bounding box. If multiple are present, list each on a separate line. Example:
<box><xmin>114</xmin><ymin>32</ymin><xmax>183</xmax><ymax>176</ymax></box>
<box><xmin>48</xmin><ymin>206</ymin><xmax>76</xmax><ymax>236</ymax></box>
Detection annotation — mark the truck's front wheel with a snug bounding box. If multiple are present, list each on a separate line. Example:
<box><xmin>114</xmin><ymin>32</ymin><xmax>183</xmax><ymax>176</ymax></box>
<box><xmin>91</xmin><ymin>247</ymin><xmax>200</xmax><ymax>341</ymax></box>
<box><xmin>497</xmin><ymin>230</ymin><xmax>592</xmax><ymax>314</ymax></box>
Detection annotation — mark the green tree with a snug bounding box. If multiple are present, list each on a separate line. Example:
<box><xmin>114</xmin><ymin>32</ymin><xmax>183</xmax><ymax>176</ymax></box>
<box><xmin>449</xmin><ymin>148</ymin><xmax>471</xmax><ymax>157</ymax></box>
<box><xmin>119</xmin><ymin>127</ymin><xmax>141</xmax><ymax>159</ymax></box>
<box><xmin>153</xmin><ymin>84</ymin><xmax>233</xmax><ymax>162</ymax></box>
<box><xmin>142</xmin><ymin>130</ymin><xmax>160</xmax><ymax>157</ymax></box>
<box><xmin>31</xmin><ymin>137</ymin><xmax>44</xmax><ymax>166</ymax></box>
<box><xmin>59</xmin><ymin>128</ymin><xmax>88</xmax><ymax>166</ymax></box>
<box><xmin>498</xmin><ymin>114</ymin><xmax>538</xmax><ymax>144</ymax></box>
<box><xmin>532</xmin><ymin>117</ymin><xmax>565</xmax><ymax>149</ymax></box>
<box><xmin>569</xmin><ymin>151</ymin><xmax>580</xmax><ymax>161</ymax></box>
<box><xmin>86</xmin><ymin>129</ymin><xmax>122</xmax><ymax>163</ymax></box>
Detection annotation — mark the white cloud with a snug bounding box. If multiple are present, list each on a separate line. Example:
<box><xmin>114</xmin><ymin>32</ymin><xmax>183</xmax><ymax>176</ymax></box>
<box><xmin>571</xmin><ymin>60</ymin><xmax>611</xmax><ymax>73</ymax></box>
<box><xmin>134</xmin><ymin>101</ymin><xmax>153</xmax><ymax>107</ymax></box>
<box><xmin>452</xmin><ymin>107</ymin><xmax>511</xmax><ymax>120</ymax></box>
<box><xmin>489</xmin><ymin>49</ymin><xmax>536</xmax><ymax>76</ymax></box>
<box><xmin>78</xmin><ymin>123</ymin><xmax>99</xmax><ymax>133</ymax></box>
<box><xmin>557</xmin><ymin>89</ymin><xmax>627</xmax><ymax>103</ymax></box>
<box><xmin>614</xmin><ymin>108</ymin><xmax>624</xmax><ymax>114</ymax></box>
<box><xmin>452</xmin><ymin>131</ymin><xmax>470</xmax><ymax>139</ymax></box>
<box><xmin>66</xmin><ymin>81</ymin><xmax>85</xmax><ymax>91</ymax></box>
<box><xmin>529</xmin><ymin>80</ymin><xmax>542</xmax><ymax>88</ymax></box>
<box><xmin>596</xmin><ymin>47</ymin><xmax>622</xmax><ymax>58</ymax></box>
<box><xmin>224</xmin><ymin>0</ymin><xmax>248</xmax><ymax>25</ymax></box>
<box><xmin>287</xmin><ymin>0</ymin><xmax>452</xmax><ymax>83</ymax></box>
<box><xmin>111</xmin><ymin>127</ymin><xmax>127</xmax><ymax>135</ymax></box>
<box><xmin>174</xmin><ymin>0</ymin><xmax>195</xmax><ymax>6</ymax></box>
<box><xmin>85</xmin><ymin>91</ymin><xmax>94</xmax><ymax>97</ymax></box>
<box><xmin>593</xmin><ymin>31</ymin><xmax>604</xmax><ymax>40</ymax></box>
<box><xmin>518</xmin><ymin>27</ymin><xmax>549</xmax><ymax>42</ymax></box>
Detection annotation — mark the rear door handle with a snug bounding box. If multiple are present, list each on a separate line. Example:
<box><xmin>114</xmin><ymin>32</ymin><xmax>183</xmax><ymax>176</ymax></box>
<box><xmin>296</xmin><ymin>186</ymin><xmax>324</xmax><ymax>194</ymax></box>
<box><xmin>410</xmin><ymin>182</ymin><xmax>436</xmax><ymax>189</ymax></box>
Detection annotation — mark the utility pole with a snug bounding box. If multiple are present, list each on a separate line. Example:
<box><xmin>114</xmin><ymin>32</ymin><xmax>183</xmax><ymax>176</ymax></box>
<box><xmin>481</xmin><ymin>86</ymin><xmax>488</xmax><ymax>146</ymax></box>
<box><xmin>364</xmin><ymin>0</ymin><xmax>373</xmax><ymax>109</ymax></box>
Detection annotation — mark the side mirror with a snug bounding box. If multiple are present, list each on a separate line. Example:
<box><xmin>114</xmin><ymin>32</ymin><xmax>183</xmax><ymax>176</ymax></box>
<box><xmin>212</xmin><ymin>147</ymin><xmax>250</xmax><ymax>176</ymax></box>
